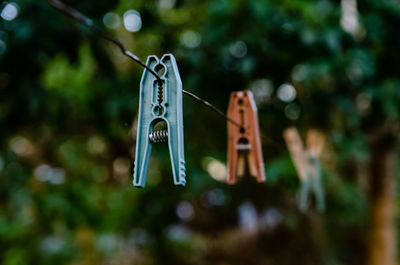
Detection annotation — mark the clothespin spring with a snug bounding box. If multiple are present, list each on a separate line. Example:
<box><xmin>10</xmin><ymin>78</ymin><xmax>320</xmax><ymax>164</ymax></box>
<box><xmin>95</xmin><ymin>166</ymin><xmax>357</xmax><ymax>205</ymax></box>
<box><xmin>149</xmin><ymin>130</ymin><xmax>168</xmax><ymax>143</ymax></box>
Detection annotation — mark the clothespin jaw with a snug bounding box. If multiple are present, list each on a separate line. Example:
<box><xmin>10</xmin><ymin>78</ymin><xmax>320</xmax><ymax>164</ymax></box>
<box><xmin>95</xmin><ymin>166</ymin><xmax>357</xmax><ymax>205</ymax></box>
<box><xmin>283</xmin><ymin>127</ymin><xmax>325</xmax><ymax>212</ymax></box>
<box><xmin>298</xmin><ymin>153</ymin><xmax>325</xmax><ymax>212</ymax></box>
<box><xmin>305</xmin><ymin>129</ymin><xmax>326</xmax><ymax>212</ymax></box>
<box><xmin>227</xmin><ymin>90</ymin><xmax>265</xmax><ymax>184</ymax></box>
<box><xmin>133</xmin><ymin>54</ymin><xmax>186</xmax><ymax>188</ymax></box>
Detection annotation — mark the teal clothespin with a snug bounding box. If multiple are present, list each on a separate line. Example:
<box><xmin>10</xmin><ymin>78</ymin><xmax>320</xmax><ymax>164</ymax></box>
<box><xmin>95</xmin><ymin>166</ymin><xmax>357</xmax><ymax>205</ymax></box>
<box><xmin>133</xmin><ymin>54</ymin><xmax>186</xmax><ymax>188</ymax></box>
<box><xmin>298</xmin><ymin>153</ymin><xmax>325</xmax><ymax>213</ymax></box>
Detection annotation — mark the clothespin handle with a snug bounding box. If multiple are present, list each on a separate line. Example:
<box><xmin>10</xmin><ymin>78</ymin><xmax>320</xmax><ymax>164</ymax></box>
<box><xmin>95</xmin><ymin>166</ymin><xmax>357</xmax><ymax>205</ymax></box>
<box><xmin>227</xmin><ymin>90</ymin><xmax>265</xmax><ymax>184</ymax></box>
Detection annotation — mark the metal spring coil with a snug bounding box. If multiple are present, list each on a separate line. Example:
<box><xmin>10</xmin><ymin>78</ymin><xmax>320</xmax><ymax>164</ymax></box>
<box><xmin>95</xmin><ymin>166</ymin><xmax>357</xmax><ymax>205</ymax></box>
<box><xmin>149</xmin><ymin>130</ymin><xmax>168</xmax><ymax>143</ymax></box>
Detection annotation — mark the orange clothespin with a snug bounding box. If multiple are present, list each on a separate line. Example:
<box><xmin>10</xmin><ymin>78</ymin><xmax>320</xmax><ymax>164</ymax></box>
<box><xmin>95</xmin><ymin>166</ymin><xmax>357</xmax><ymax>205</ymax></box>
<box><xmin>227</xmin><ymin>90</ymin><xmax>265</xmax><ymax>184</ymax></box>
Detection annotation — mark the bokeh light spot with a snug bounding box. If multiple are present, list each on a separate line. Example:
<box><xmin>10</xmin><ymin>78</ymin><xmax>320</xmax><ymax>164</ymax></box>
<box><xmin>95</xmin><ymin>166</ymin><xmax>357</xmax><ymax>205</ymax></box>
<box><xmin>277</xmin><ymin>83</ymin><xmax>297</xmax><ymax>102</ymax></box>
<box><xmin>284</xmin><ymin>103</ymin><xmax>301</xmax><ymax>120</ymax></box>
<box><xmin>1</xmin><ymin>2</ymin><xmax>18</xmax><ymax>21</ymax></box>
<box><xmin>202</xmin><ymin>156</ymin><xmax>227</xmax><ymax>182</ymax></box>
<box><xmin>291</xmin><ymin>64</ymin><xmax>308</xmax><ymax>83</ymax></box>
<box><xmin>113</xmin><ymin>157</ymin><xmax>130</xmax><ymax>183</ymax></box>
<box><xmin>87</xmin><ymin>136</ymin><xmax>107</xmax><ymax>155</ymax></box>
<box><xmin>176</xmin><ymin>201</ymin><xmax>194</xmax><ymax>221</ymax></box>
<box><xmin>249</xmin><ymin>79</ymin><xmax>274</xmax><ymax>105</ymax></box>
<box><xmin>123</xmin><ymin>10</ymin><xmax>142</xmax><ymax>32</ymax></box>
<box><xmin>260</xmin><ymin>208</ymin><xmax>283</xmax><ymax>229</ymax></box>
<box><xmin>229</xmin><ymin>41</ymin><xmax>247</xmax><ymax>58</ymax></box>
<box><xmin>356</xmin><ymin>93</ymin><xmax>372</xmax><ymax>115</ymax></box>
<box><xmin>239</xmin><ymin>201</ymin><xmax>258</xmax><ymax>232</ymax></box>
<box><xmin>180</xmin><ymin>30</ymin><xmax>201</xmax><ymax>48</ymax></box>
<box><xmin>166</xmin><ymin>225</ymin><xmax>191</xmax><ymax>242</ymax></box>
<box><xmin>34</xmin><ymin>164</ymin><xmax>66</xmax><ymax>185</ymax></box>
<box><xmin>40</xmin><ymin>236</ymin><xmax>65</xmax><ymax>255</ymax></box>
<box><xmin>159</xmin><ymin>0</ymin><xmax>176</xmax><ymax>9</ymax></box>
<box><xmin>103</xmin><ymin>12</ymin><xmax>121</xmax><ymax>29</ymax></box>
<box><xmin>200</xmin><ymin>189</ymin><xmax>227</xmax><ymax>208</ymax></box>
<box><xmin>9</xmin><ymin>136</ymin><xmax>34</xmax><ymax>156</ymax></box>
<box><xmin>341</xmin><ymin>0</ymin><xmax>361</xmax><ymax>36</ymax></box>
<box><xmin>96</xmin><ymin>234</ymin><xmax>120</xmax><ymax>253</ymax></box>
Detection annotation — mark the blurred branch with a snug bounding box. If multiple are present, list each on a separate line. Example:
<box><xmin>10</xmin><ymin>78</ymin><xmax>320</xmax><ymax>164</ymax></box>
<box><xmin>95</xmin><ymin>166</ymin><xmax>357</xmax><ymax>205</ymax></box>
<box><xmin>47</xmin><ymin>0</ymin><xmax>240</xmax><ymax>128</ymax></box>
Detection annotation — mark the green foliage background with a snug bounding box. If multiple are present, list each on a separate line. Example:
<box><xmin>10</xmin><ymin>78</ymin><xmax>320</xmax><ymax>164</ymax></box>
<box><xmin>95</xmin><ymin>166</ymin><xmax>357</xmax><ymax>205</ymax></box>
<box><xmin>0</xmin><ymin>0</ymin><xmax>399</xmax><ymax>264</ymax></box>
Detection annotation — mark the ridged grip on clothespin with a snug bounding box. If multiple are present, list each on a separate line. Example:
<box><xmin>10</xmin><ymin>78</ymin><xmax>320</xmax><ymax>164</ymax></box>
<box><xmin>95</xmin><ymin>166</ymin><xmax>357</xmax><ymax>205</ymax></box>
<box><xmin>133</xmin><ymin>54</ymin><xmax>186</xmax><ymax>188</ymax></box>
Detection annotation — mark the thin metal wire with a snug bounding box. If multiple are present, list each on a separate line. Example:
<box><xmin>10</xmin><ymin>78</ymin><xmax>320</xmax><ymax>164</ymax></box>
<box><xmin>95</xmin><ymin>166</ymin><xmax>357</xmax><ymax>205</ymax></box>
<box><xmin>47</xmin><ymin>0</ymin><xmax>161</xmax><ymax>83</ymax></box>
<box><xmin>182</xmin><ymin>90</ymin><xmax>241</xmax><ymax>127</ymax></box>
<box><xmin>48</xmin><ymin>0</ymin><xmax>240</xmax><ymax>128</ymax></box>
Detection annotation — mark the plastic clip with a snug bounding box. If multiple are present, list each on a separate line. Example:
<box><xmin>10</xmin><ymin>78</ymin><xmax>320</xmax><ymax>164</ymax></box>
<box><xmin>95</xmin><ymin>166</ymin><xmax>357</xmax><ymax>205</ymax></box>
<box><xmin>133</xmin><ymin>54</ymin><xmax>186</xmax><ymax>188</ymax></box>
<box><xmin>283</xmin><ymin>127</ymin><xmax>325</xmax><ymax>212</ymax></box>
<box><xmin>227</xmin><ymin>90</ymin><xmax>266</xmax><ymax>184</ymax></box>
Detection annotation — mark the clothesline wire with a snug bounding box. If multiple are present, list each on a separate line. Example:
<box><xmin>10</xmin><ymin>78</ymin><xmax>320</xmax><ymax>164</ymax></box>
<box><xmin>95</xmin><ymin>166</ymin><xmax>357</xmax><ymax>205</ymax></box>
<box><xmin>47</xmin><ymin>0</ymin><xmax>241</xmax><ymax>128</ymax></box>
<box><xmin>48</xmin><ymin>0</ymin><xmax>159</xmax><ymax>81</ymax></box>
<box><xmin>47</xmin><ymin>0</ymin><xmax>286</xmax><ymax>150</ymax></box>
